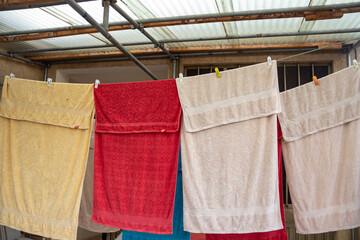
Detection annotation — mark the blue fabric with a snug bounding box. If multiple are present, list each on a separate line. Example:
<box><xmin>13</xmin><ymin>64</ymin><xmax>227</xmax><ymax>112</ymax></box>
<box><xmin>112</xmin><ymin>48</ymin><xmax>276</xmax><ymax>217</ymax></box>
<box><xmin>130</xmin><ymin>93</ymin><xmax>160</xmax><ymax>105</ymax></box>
<box><xmin>122</xmin><ymin>153</ymin><xmax>189</xmax><ymax>240</ymax></box>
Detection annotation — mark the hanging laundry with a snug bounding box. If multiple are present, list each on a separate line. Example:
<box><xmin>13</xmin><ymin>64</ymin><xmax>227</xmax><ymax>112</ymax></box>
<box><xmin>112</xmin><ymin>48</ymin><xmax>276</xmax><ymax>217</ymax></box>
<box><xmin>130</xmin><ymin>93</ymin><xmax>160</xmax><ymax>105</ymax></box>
<box><xmin>206</xmin><ymin>121</ymin><xmax>288</xmax><ymax>240</ymax></box>
<box><xmin>122</xmin><ymin>151</ymin><xmax>190</xmax><ymax>240</ymax></box>
<box><xmin>0</xmin><ymin>76</ymin><xmax>95</xmax><ymax>240</ymax></box>
<box><xmin>176</xmin><ymin>61</ymin><xmax>283</xmax><ymax>233</ymax></box>
<box><xmin>92</xmin><ymin>79</ymin><xmax>182</xmax><ymax>234</ymax></box>
<box><xmin>78</xmin><ymin>122</ymin><xmax>119</xmax><ymax>233</ymax></box>
<box><xmin>278</xmin><ymin>66</ymin><xmax>360</xmax><ymax>234</ymax></box>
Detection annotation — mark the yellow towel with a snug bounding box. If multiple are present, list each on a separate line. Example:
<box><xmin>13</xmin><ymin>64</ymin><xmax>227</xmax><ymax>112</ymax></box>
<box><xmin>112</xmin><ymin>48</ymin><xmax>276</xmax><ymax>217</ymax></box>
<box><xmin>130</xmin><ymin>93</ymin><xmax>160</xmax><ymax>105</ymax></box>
<box><xmin>0</xmin><ymin>76</ymin><xmax>95</xmax><ymax>240</ymax></box>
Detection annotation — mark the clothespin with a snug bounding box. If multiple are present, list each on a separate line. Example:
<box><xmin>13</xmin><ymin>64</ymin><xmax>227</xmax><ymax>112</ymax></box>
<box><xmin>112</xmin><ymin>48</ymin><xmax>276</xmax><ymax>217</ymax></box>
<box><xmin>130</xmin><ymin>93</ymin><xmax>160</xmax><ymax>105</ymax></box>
<box><xmin>214</xmin><ymin>67</ymin><xmax>221</xmax><ymax>78</ymax></box>
<box><xmin>95</xmin><ymin>79</ymin><xmax>100</xmax><ymax>89</ymax></box>
<box><xmin>353</xmin><ymin>59</ymin><xmax>359</xmax><ymax>69</ymax></box>
<box><xmin>179</xmin><ymin>73</ymin><xmax>184</xmax><ymax>82</ymax></box>
<box><xmin>47</xmin><ymin>78</ymin><xmax>52</xmax><ymax>87</ymax></box>
<box><xmin>312</xmin><ymin>76</ymin><xmax>319</xmax><ymax>86</ymax></box>
<box><xmin>267</xmin><ymin>56</ymin><xmax>272</xmax><ymax>66</ymax></box>
<box><xmin>9</xmin><ymin>73</ymin><xmax>15</xmax><ymax>81</ymax></box>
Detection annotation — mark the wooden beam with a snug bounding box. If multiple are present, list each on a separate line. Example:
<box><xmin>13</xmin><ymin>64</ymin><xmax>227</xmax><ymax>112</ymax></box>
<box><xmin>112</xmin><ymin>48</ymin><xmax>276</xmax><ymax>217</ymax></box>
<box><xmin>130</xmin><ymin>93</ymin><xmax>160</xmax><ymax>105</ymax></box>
<box><xmin>305</xmin><ymin>10</ymin><xmax>344</xmax><ymax>21</ymax></box>
<box><xmin>0</xmin><ymin>0</ymin><xmax>58</xmax><ymax>7</ymax></box>
<box><xmin>27</xmin><ymin>42</ymin><xmax>342</xmax><ymax>61</ymax></box>
<box><xmin>1</xmin><ymin>6</ymin><xmax>359</xmax><ymax>42</ymax></box>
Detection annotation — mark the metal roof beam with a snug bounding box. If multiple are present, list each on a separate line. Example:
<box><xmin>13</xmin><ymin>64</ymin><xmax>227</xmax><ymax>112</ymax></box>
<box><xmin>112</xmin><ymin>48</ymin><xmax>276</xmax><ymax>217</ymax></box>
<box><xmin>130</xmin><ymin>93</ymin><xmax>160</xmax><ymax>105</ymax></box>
<box><xmin>1</xmin><ymin>2</ymin><xmax>360</xmax><ymax>42</ymax></box>
<box><xmin>0</xmin><ymin>0</ymin><xmax>94</xmax><ymax>11</ymax></box>
<box><xmin>109</xmin><ymin>1</ymin><xmax>173</xmax><ymax>59</ymax></box>
<box><xmin>26</xmin><ymin>42</ymin><xmax>342</xmax><ymax>61</ymax></box>
<box><xmin>8</xmin><ymin>28</ymin><xmax>360</xmax><ymax>54</ymax></box>
<box><xmin>0</xmin><ymin>50</ymin><xmax>47</xmax><ymax>67</ymax></box>
<box><xmin>64</xmin><ymin>0</ymin><xmax>159</xmax><ymax>80</ymax></box>
<box><xmin>49</xmin><ymin>48</ymin><xmax>316</xmax><ymax>65</ymax></box>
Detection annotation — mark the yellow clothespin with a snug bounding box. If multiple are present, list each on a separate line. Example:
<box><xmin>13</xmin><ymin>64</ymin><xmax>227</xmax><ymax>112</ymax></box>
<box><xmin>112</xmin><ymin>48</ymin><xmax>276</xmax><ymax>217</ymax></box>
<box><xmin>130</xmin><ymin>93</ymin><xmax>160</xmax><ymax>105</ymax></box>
<box><xmin>214</xmin><ymin>67</ymin><xmax>221</xmax><ymax>78</ymax></box>
<box><xmin>312</xmin><ymin>76</ymin><xmax>319</xmax><ymax>86</ymax></box>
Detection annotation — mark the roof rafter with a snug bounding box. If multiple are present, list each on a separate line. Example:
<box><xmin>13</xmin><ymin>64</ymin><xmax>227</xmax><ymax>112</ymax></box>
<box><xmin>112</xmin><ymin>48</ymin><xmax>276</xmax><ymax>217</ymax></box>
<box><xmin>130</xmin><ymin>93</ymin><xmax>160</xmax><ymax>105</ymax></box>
<box><xmin>1</xmin><ymin>2</ymin><xmax>360</xmax><ymax>42</ymax></box>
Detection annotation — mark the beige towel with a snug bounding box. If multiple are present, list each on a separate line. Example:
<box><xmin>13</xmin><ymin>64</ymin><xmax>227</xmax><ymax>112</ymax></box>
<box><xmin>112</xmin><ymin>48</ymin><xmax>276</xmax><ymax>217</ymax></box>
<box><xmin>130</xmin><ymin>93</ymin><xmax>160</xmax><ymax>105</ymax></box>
<box><xmin>0</xmin><ymin>76</ymin><xmax>95</xmax><ymax>240</ymax></box>
<box><xmin>78</xmin><ymin>123</ymin><xmax>119</xmax><ymax>233</ymax></box>
<box><xmin>176</xmin><ymin>61</ymin><xmax>283</xmax><ymax>233</ymax></box>
<box><xmin>278</xmin><ymin>66</ymin><xmax>360</xmax><ymax>234</ymax></box>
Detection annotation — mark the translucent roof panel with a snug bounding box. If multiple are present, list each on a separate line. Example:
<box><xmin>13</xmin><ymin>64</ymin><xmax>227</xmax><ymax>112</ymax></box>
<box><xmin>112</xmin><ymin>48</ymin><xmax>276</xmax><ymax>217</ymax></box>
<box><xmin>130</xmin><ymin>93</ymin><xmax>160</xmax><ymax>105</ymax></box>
<box><xmin>0</xmin><ymin>0</ymin><xmax>360</xmax><ymax>59</ymax></box>
<box><xmin>232</xmin><ymin>0</ymin><xmax>310</xmax><ymax>11</ymax></box>
<box><xmin>236</xmin><ymin>18</ymin><xmax>303</xmax><ymax>34</ymax></box>
<box><xmin>310</xmin><ymin>12</ymin><xmax>360</xmax><ymax>31</ymax></box>
<box><xmin>132</xmin><ymin>0</ymin><xmax>218</xmax><ymax>17</ymax></box>
<box><xmin>151</xmin><ymin>22</ymin><xmax>227</xmax><ymax>40</ymax></box>
<box><xmin>0</xmin><ymin>8</ymin><xmax>71</xmax><ymax>31</ymax></box>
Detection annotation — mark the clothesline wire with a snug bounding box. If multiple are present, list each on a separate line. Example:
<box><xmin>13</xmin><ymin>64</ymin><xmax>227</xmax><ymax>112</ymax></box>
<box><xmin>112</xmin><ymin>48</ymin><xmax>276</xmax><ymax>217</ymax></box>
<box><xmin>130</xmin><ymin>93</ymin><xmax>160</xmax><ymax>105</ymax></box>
<box><xmin>277</xmin><ymin>35</ymin><xmax>360</xmax><ymax>62</ymax></box>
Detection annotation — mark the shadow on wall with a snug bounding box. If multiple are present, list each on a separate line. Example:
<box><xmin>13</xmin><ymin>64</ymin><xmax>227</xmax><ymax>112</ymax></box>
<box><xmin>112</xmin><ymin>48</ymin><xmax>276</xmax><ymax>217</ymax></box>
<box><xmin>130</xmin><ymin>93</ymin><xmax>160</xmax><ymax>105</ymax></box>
<box><xmin>56</xmin><ymin>65</ymin><xmax>169</xmax><ymax>84</ymax></box>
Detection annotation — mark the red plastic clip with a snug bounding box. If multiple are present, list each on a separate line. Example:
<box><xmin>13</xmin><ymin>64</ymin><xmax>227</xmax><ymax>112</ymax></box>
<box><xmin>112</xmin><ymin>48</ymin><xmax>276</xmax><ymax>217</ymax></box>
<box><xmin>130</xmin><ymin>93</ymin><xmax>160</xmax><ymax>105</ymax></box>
<box><xmin>74</xmin><ymin>126</ymin><xmax>79</xmax><ymax>129</ymax></box>
<box><xmin>313</xmin><ymin>76</ymin><xmax>319</xmax><ymax>86</ymax></box>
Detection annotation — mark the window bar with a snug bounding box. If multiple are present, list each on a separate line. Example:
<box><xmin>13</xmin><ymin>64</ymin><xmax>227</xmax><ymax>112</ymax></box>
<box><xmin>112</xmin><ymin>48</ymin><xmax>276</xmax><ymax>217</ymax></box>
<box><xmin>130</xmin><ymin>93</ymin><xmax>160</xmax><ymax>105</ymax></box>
<box><xmin>297</xmin><ymin>64</ymin><xmax>301</xmax><ymax>86</ymax></box>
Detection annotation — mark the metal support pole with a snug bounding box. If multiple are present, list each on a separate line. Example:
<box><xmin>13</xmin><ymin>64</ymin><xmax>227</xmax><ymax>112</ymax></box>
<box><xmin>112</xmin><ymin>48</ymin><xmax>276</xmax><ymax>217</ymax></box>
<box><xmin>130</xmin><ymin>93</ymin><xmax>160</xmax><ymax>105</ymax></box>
<box><xmin>110</xmin><ymin>2</ymin><xmax>173</xmax><ymax>58</ymax></box>
<box><xmin>0</xmin><ymin>50</ymin><xmax>47</xmax><ymax>67</ymax></box>
<box><xmin>65</xmin><ymin>0</ymin><xmax>159</xmax><ymax>80</ymax></box>
<box><xmin>346</xmin><ymin>52</ymin><xmax>351</xmax><ymax>67</ymax></box>
<box><xmin>44</xmin><ymin>66</ymin><xmax>49</xmax><ymax>81</ymax></box>
<box><xmin>172</xmin><ymin>58</ymin><xmax>177</xmax><ymax>79</ymax></box>
<box><xmin>102</xmin><ymin>0</ymin><xmax>110</xmax><ymax>30</ymax></box>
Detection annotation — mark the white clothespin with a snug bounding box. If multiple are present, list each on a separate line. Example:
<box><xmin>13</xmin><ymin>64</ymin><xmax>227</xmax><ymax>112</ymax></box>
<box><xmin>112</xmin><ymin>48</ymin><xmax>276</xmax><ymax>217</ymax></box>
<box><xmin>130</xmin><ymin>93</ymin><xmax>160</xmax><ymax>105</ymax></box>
<box><xmin>267</xmin><ymin>56</ymin><xmax>272</xmax><ymax>66</ymax></box>
<box><xmin>95</xmin><ymin>79</ymin><xmax>100</xmax><ymax>88</ymax></box>
<box><xmin>179</xmin><ymin>73</ymin><xmax>183</xmax><ymax>82</ymax></box>
<box><xmin>9</xmin><ymin>73</ymin><xmax>15</xmax><ymax>81</ymax></box>
<box><xmin>353</xmin><ymin>59</ymin><xmax>359</xmax><ymax>69</ymax></box>
<box><xmin>47</xmin><ymin>78</ymin><xmax>52</xmax><ymax>87</ymax></box>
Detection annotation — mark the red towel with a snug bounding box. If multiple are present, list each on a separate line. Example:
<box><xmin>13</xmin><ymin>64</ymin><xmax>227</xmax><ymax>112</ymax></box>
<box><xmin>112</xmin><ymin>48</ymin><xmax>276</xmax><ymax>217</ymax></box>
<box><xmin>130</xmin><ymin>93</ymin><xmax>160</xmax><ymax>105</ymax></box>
<box><xmin>92</xmin><ymin>79</ymin><xmax>182</xmax><ymax>234</ymax></box>
<box><xmin>206</xmin><ymin>120</ymin><xmax>288</xmax><ymax>240</ymax></box>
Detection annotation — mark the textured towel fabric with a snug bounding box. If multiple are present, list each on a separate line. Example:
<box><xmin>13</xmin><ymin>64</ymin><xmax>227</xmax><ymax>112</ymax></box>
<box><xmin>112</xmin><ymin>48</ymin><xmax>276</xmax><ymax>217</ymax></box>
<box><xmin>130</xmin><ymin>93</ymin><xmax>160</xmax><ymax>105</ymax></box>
<box><xmin>176</xmin><ymin>61</ymin><xmax>283</xmax><ymax>233</ymax></box>
<box><xmin>78</xmin><ymin>123</ymin><xmax>119</xmax><ymax>233</ymax></box>
<box><xmin>206</xmin><ymin>121</ymin><xmax>288</xmax><ymax>240</ymax></box>
<box><xmin>92</xmin><ymin>79</ymin><xmax>182</xmax><ymax>234</ymax></box>
<box><xmin>0</xmin><ymin>76</ymin><xmax>95</xmax><ymax>240</ymax></box>
<box><xmin>278</xmin><ymin>66</ymin><xmax>360</xmax><ymax>234</ymax></box>
<box><xmin>122</xmin><ymin>152</ymin><xmax>190</xmax><ymax>240</ymax></box>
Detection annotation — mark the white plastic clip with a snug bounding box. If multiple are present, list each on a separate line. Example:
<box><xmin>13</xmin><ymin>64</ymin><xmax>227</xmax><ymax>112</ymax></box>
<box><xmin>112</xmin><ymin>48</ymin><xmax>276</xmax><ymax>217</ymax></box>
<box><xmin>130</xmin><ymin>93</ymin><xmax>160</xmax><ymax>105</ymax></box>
<box><xmin>9</xmin><ymin>73</ymin><xmax>15</xmax><ymax>81</ymax></box>
<box><xmin>267</xmin><ymin>56</ymin><xmax>272</xmax><ymax>66</ymax></box>
<box><xmin>179</xmin><ymin>73</ymin><xmax>183</xmax><ymax>82</ymax></box>
<box><xmin>47</xmin><ymin>78</ymin><xmax>52</xmax><ymax>87</ymax></box>
<box><xmin>353</xmin><ymin>59</ymin><xmax>359</xmax><ymax>69</ymax></box>
<box><xmin>95</xmin><ymin>79</ymin><xmax>100</xmax><ymax>89</ymax></box>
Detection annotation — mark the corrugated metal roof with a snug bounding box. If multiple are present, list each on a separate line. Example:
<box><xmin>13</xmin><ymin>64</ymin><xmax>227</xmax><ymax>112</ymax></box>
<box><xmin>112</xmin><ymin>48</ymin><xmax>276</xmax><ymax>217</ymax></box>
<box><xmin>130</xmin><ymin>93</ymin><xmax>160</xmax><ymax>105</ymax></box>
<box><xmin>0</xmin><ymin>0</ymin><xmax>360</xmax><ymax>59</ymax></box>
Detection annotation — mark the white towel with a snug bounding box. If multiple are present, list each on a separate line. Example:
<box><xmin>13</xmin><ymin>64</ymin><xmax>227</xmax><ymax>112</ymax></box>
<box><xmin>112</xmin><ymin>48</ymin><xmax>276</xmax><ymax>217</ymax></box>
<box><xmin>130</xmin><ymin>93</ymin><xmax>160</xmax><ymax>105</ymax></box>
<box><xmin>278</xmin><ymin>65</ymin><xmax>360</xmax><ymax>234</ymax></box>
<box><xmin>176</xmin><ymin>61</ymin><xmax>283</xmax><ymax>233</ymax></box>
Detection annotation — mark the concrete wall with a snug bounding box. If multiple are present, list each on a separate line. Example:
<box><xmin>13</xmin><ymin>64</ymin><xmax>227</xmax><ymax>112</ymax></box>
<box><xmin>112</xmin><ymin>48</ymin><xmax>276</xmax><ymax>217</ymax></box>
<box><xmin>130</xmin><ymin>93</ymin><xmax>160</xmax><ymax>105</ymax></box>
<box><xmin>0</xmin><ymin>54</ymin><xmax>45</xmax><ymax>82</ymax></box>
<box><xmin>48</xmin><ymin>58</ymin><xmax>173</xmax><ymax>83</ymax></box>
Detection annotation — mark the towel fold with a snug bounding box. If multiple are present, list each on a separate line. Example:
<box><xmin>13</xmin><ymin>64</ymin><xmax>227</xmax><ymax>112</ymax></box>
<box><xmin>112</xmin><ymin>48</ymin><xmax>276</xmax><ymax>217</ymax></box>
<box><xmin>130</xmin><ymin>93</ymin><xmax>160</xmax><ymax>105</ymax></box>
<box><xmin>78</xmin><ymin>123</ymin><xmax>119</xmax><ymax>233</ymax></box>
<box><xmin>122</xmin><ymin>152</ymin><xmax>190</xmax><ymax>240</ymax></box>
<box><xmin>176</xmin><ymin>61</ymin><xmax>283</xmax><ymax>233</ymax></box>
<box><xmin>278</xmin><ymin>66</ymin><xmax>360</xmax><ymax>234</ymax></box>
<box><xmin>0</xmin><ymin>76</ymin><xmax>95</xmax><ymax>240</ymax></box>
<box><xmin>92</xmin><ymin>80</ymin><xmax>182</xmax><ymax>234</ymax></box>
<box><xmin>206</xmin><ymin>121</ymin><xmax>288</xmax><ymax>240</ymax></box>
